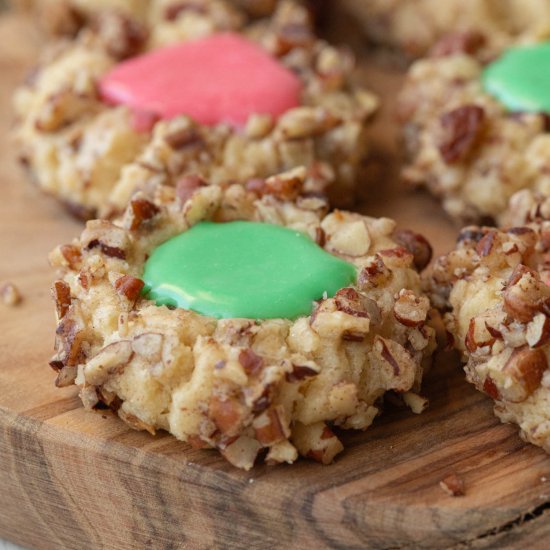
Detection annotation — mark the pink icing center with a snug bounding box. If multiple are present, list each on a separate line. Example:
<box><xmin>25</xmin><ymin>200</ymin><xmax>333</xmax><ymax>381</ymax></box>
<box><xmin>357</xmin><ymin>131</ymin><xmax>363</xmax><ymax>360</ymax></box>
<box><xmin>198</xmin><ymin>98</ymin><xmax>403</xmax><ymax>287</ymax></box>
<box><xmin>99</xmin><ymin>32</ymin><xmax>302</xmax><ymax>128</ymax></box>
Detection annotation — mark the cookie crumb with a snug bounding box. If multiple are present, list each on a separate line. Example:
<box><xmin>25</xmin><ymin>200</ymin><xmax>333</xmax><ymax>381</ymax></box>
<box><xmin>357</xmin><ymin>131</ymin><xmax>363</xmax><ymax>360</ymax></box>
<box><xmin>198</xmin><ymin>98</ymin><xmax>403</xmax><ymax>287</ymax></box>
<box><xmin>439</xmin><ymin>473</ymin><xmax>465</xmax><ymax>496</ymax></box>
<box><xmin>402</xmin><ymin>391</ymin><xmax>429</xmax><ymax>414</ymax></box>
<box><xmin>1</xmin><ymin>282</ymin><xmax>22</xmax><ymax>306</ymax></box>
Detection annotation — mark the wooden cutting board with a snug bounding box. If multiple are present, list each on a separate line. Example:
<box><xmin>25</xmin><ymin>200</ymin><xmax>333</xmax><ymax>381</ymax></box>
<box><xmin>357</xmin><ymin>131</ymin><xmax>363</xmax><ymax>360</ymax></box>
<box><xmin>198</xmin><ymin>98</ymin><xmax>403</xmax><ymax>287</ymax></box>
<box><xmin>1</xmin><ymin>11</ymin><xmax>550</xmax><ymax>550</ymax></box>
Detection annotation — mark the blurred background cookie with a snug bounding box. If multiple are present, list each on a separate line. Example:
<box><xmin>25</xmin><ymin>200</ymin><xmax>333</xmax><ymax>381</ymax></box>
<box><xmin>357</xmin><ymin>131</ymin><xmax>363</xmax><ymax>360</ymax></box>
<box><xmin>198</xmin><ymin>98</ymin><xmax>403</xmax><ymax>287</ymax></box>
<box><xmin>13</xmin><ymin>0</ymin><xmax>377</xmax><ymax>219</ymax></box>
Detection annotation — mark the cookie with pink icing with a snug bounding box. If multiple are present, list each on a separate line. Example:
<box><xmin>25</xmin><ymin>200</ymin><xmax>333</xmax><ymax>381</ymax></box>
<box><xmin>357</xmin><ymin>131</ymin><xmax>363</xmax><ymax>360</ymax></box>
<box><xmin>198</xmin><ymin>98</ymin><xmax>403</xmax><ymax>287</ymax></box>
<box><xmin>14</xmin><ymin>0</ymin><xmax>378</xmax><ymax>219</ymax></box>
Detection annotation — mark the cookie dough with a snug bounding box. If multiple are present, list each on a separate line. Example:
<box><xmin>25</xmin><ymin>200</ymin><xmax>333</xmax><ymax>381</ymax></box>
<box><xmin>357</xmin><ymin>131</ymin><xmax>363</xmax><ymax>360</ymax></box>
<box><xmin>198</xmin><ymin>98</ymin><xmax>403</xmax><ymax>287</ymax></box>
<box><xmin>49</xmin><ymin>167</ymin><xmax>436</xmax><ymax>469</ymax></box>
<box><xmin>430</xmin><ymin>219</ymin><xmax>550</xmax><ymax>453</ymax></box>
<box><xmin>14</xmin><ymin>0</ymin><xmax>377</xmax><ymax>219</ymax></box>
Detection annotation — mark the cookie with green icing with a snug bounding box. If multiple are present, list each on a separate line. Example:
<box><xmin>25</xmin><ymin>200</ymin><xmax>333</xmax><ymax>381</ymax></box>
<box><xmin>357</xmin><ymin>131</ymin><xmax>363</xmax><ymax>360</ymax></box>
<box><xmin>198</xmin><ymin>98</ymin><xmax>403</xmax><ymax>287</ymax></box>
<box><xmin>50</xmin><ymin>169</ymin><xmax>435</xmax><ymax>470</ymax></box>
<box><xmin>398</xmin><ymin>35</ymin><xmax>550</xmax><ymax>225</ymax></box>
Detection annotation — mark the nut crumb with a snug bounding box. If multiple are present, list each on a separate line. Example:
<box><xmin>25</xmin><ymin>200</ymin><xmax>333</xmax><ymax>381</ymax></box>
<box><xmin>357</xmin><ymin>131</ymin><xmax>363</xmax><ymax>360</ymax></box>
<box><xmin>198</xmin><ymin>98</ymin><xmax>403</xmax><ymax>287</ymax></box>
<box><xmin>1</xmin><ymin>282</ymin><xmax>22</xmax><ymax>306</ymax></box>
<box><xmin>439</xmin><ymin>473</ymin><xmax>465</xmax><ymax>496</ymax></box>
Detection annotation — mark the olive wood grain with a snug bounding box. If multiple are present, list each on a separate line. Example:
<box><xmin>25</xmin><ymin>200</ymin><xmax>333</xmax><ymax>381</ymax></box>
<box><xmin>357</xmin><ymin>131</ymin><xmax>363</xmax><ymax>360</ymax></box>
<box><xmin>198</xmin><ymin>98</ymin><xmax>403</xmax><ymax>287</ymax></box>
<box><xmin>1</xmin><ymin>11</ymin><xmax>549</xmax><ymax>550</ymax></box>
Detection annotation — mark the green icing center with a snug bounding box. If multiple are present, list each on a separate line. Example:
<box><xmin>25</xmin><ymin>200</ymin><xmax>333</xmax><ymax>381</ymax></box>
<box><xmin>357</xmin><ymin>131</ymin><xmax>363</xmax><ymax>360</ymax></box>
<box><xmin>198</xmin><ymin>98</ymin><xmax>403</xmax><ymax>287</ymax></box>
<box><xmin>142</xmin><ymin>221</ymin><xmax>356</xmax><ymax>320</ymax></box>
<box><xmin>482</xmin><ymin>42</ymin><xmax>550</xmax><ymax>114</ymax></box>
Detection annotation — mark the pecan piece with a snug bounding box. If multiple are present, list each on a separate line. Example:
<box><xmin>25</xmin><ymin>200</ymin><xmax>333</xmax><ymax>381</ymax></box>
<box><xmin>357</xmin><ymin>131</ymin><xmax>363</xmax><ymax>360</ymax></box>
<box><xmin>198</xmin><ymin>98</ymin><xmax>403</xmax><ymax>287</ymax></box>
<box><xmin>84</xmin><ymin>341</ymin><xmax>133</xmax><ymax>385</ymax></box>
<box><xmin>464</xmin><ymin>317</ymin><xmax>495</xmax><ymax>353</ymax></box>
<box><xmin>129</xmin><ymin>197</ymin><xmax>160</xmax><ymax>230</ymax></box>
<box><xmin>176</xmin><ymin>175</ymin><xmax>207</xmax><ymax>205</ymax></box>
<box><xmin>118</xmin><ymin>409</ymin><xmax>156</xmax><ymax>435</ymax></box>
<box><xmin>475</xmin><ymin>231</ymin><xmax>497</xmax><ymax>257</ymax></box>
<box><xmin>457</xmin><ymin>227</ymin><xmax>486</xmax><ymax>244</ymax></box>
<box><xmin>253</xmin><ymin>406</ymin><xmax>290</xmax><ymax>445</ymax></box>
<box><xmin>209</xmin><ymin>396</ymin><xmax>247</xmax><ymax>437</ymax></box>
<box><xmin>1</xmin><ymin>282</ymin><xmax>22</xmax><ymax>306</ymax></box>
<box><xmin>78</xmin><ymin>271</ymin><xmax>90</xmax><ymax>291</ymax></box>
<box><xmin>501</xmin><ymin>347</ymin><xmax>547</xmax><ymax>402</ymax></box>
<box><xmin>35</xmin><ymin>89</ymin><xmax>95</xmax><ymax>133</ymax></box>
<box><xmin>55</xmin><ymin>315</ymin><xmax>86</xmax><ymax>369</ymax></box>
<box><xmin>327</xmin><ymin>220</ymin><xmax>371</xmax><ymax>257</ymax></box>
<box><xmin>245</xmin><ymin>178</ymin><xmax>267</xmax><ymax>196</ymax></box>
<box><xmin>219</xmin><ymin>436</ymin><xmax>261</xmax><ymax>471</ymax></box>
<box><xmin>315</xmin><ymin>227</ymin><xmax>326</xmax><ymax>247</ymax></box>
<box><xmin>483</xmin><ymin>376</ymin><xmax>500</xmax><ymax>400</ymax></box>
<box><xmin>526</xmin><ymin>313</ymin><xmax>550</xmax><ymax>348</ymax></box>
<box><xmin>358</xmin><ymin>255</ymin><xmax>391</xmax><ymax>288</ymax></box>
<box><xmin>334</xmin><ymin>288</ymin><xmax>369</xmax><ymax>318</ymax></box>
<box><xmin>164</xmin><ymin>126</ymin><xmax>202</xmax><ymax>149</ymax></box>
<box><xmin>93</xmin><ymin>12</ymin><xmax>148</xmax><ymax>59</ymax></box>
<box><xmin>49</xmin><ymin>359</ymin><xmax>64</xmax><ymax>372</ymax></box>
<box><xmin>439</xmin><ymin>473</ymin><xmax>465</xmax><ymax>496</ymax></box>
<box><xmin>285</xmin><ymin>363</ymin><xmax>319</xmax><ymax>383</ymax></box>
<box><xmin>376</xmin><ymin>337</ymin><xmax>400</xmax><ymax>376</ymax></box>
<box><xmin>342</xmin><ymin>330</ymin><xmax>366</xmax><ymax>342</ymax></box>
<box><xmin>265</xmin><ymin>440</ymin><xmax>298</xmax><ymax>465</ymax></box>
<box><xmin>114</xmin><ymin>275</ymin><xmax>144</xmax><ymax>303</ymax></box>
<box><xmin>378</xmin><ymin>247</ymin><xmax>414</xmax><ymax>268</ymax></box>
<box><xmin>263</xmin><ymin>168</ymin><xmax>304</xmax><ymax>200</ymax></box>
<box><xmin>55</xmin><ymin>366</ymin><xmax>78</xmax><ymax>388</ymax></box>
<box><xmin>82</xmin><ymin>220</ymin><xmax>129</xmax><ymax>260</ymax></box>
<box><xmin>59</xmin><ymin>244</ymin><xmax>82</xmax><ymax>269</ymax></box>
<box><xmin>52</xmin><ymin>281</ymin><xmax>71</xmax><ymax>319</ymax></box>
<box><xmin>292</xmin><ymin>422</ymin><xmax>343</xmax><ymax>465</ymax></box>
<box><xmin>439</xmin><ymin>105</ymin><xmax>485</xmax><ymax>164</ymax></box>
<box><xmin>239</xmin><ymin>349</ymin><xmax>264</xmax><ymax>376</ymax></box>
<box><xmin>278</xmin><ymin>107</ymin><xmax>339</xmax><ymax>140</ymax></box>
<box><xmin>393</xmin><ymin>229</ymin><xmax>432</xmax><ymax>271</ymax></box>
<box><xmin>431</xmin><ymin>31</ymin><xmax>486</xmax><ymax>57</ymax></box>
<box><xmin>393</xmin><ymin>290</ymin><xmax>430</xmax><ymax>328</ymax></box>
<box><xmin>503</xmin><ymin>265</ymin><xmax>548</xmax><ymax>323</ymax></box>
<box><xmin>275</xmin><ymin>23</ymin><xmax>314</xmax><ymax>56</ymax></box>
<box><xmin>373</xmin><ymin>337</ymin><xmax>416</xmax><ymax>391</ymax></box>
